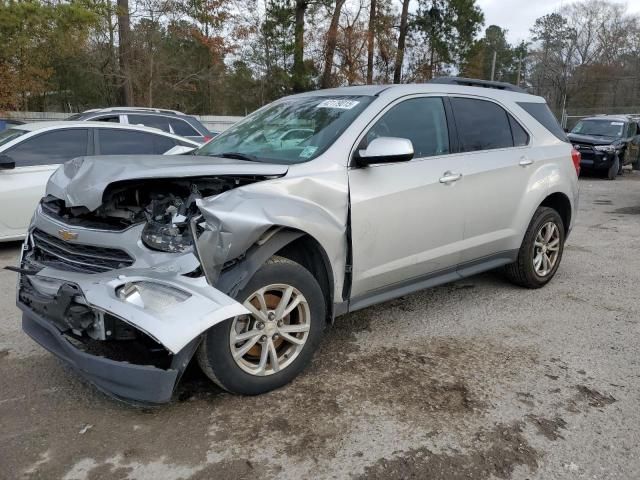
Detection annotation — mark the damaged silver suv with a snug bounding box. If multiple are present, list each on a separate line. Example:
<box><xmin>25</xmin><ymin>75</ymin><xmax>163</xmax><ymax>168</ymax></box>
<box><xmin>16</xmin><ymin>79</ymin><xmax>580</xmax><ymax>404</ymax></box>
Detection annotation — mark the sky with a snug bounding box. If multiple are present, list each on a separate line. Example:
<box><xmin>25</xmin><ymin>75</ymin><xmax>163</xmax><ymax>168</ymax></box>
<box><xmin>476</xmin><ymin>0</ymin><xmax>640</xmax><ymax>44</ymax></box>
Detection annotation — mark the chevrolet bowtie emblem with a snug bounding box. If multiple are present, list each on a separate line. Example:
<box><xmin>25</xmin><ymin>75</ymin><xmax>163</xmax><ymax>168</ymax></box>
<box><xmin>57</xmin><ymin>229</ymin><xmax>78</xmax><ymax>241</ymax></box>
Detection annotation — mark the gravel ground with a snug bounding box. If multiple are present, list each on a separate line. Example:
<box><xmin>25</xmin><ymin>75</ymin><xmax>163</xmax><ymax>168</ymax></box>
<box><xmin>1</xmin><ymin>171</ymin><xmax>639</xmax><ymax>480</ymax></box>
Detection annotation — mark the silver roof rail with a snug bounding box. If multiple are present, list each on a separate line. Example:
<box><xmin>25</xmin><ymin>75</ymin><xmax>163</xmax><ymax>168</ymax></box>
<box><xmin>81</xmin><ymin>107</ymin><xmax>185</xmax><ymax>115</ymax></box>
<box><xmin>428</xmin><ymin>77</ymin><xmax>527</xmax><ymax>94</ymax></box>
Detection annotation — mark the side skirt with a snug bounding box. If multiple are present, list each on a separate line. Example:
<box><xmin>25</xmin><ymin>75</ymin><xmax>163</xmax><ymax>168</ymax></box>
<box><xmin>342</xmin><ymin>250</ymin><xmax>518</xmax><ymax>315</ymax></box>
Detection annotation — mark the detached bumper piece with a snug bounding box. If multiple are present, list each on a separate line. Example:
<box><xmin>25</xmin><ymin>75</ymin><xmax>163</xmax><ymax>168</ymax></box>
<box><xmin>18</xmin><ymin>274</ymin><xmax>201</xmax><ymax>405</ymax></box>
<box><xmin>22</xmin><ymin>311</ymin><xmax>182</xmax><ymax>405</ymax></box>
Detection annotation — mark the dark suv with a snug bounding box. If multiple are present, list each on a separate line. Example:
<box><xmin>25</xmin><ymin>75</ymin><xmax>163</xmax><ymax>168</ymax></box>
<box><xmin>568</xmin><ymin>115</ymin><xmax>640</xmax><ymax>179</ymax></box>
<box><xmin>67</xmin><ymin>107</ymin><xmax>215</xmax><ymax>144</ymax></box>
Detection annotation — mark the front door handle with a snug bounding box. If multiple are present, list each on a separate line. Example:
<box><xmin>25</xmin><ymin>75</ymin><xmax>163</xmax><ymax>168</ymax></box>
<box><xmin>519</xmin><ymin>157</ymin><xmax>533</xmax><ymax>166</ymax></box>
<box><xmin>439</xmin><ymin>171</ymin><xmax>462</xmax><ymax>184</ymax></box>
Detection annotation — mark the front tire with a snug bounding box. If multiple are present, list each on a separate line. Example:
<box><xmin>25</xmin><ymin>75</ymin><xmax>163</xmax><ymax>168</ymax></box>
<box><xmin>197</xmin><ymin>256</ymin><xmax>325</xmax><ymax>395</ymax></box>
<box><xmin>504</xmin><ymin>207</ymin><xmax>565</xmax><ymax>289</ymax></box>
<box><xmin>606</xmin><ymin>155</ymin><xmax>620</xmax><ymax>180</ymax></box>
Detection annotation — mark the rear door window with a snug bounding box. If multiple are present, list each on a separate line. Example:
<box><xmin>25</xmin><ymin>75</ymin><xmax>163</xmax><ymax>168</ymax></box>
<box><xmin>6</xmin><ymin>129</ymin><xmax>89</xmax><ymax>166</ymax></box>
<box><xmin>98</xmin><ymin>129</ymin><xmax>176</xmax><ymax>154</ymax></box>
<box><xmin>128</xmin><ymin>114</ymin><xmax>171</xmax><ymax>132</ymax></box>
<box><xmin>363</xmin><ymin>97</ymin><xmax>450</xmax><ymax>158</ymax></box>
<box><xmin>450</xmin><ymin>97</ymin><xmax>513</xmax><ymax>152</ymax></box>
<box><xmin>169</xmin><ymin>118</ymin><xmax>200</xmax><ymax>137</ymax></box>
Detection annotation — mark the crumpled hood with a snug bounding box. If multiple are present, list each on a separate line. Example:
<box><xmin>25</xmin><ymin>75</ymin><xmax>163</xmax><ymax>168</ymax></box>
<box><xmin>46</xmin><ymin>155</ymin><xmax>289</xmax><ymax>211</ymax></box>
<box><xmin>567</xmin><ymin>133</ymin><xmax>618</xmax><ymax>146</ymax></box>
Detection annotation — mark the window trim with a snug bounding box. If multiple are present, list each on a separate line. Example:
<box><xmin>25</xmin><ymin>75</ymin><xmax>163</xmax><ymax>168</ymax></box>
<box><xmin>5</xmin><ymin>127</ymin><xmax>91</xmax><ymax>167</ymax></box>
<box><xmin>349</xmin><ymin>93</ymin><xmax>454</xmax><ymax>168</ymax></box>
<box><xmin>447</xmin><ymin>94</ymin><xmax>532</xmax><ymax>154</ymax></box>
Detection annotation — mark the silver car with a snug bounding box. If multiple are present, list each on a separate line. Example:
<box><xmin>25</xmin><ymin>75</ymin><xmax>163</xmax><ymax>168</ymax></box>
<box><xmin>17</xmin><ymin>79</ymin><xmax>580</xmax><ymax>403</ymax></box>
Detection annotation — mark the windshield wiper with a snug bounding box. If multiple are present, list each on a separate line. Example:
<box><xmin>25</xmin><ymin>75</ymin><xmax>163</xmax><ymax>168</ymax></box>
<box><xmin>216</xmin><ymin>152</ymin><xmax>260</xmax><ymax>162</ymax></box>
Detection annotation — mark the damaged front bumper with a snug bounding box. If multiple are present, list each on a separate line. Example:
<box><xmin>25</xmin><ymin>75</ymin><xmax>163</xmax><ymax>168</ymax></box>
<box><xmin>17</xmin><ymin>226</ymin><xmax>249</xmax><ymax>404</ymax></box>
<box><xmin>21</xmin><ymin>309</ymin><xmax>188</xmax><ymax>404</ymax></box>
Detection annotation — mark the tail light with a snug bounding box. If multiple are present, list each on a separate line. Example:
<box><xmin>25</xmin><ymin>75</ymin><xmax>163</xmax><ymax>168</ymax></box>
<box><xmin>571</xmin><ymin>148</ymin><xmax>581</xmax><ymax>175</ymax></box>
<box><xmin>203</xmin><ymin>136</ymin><xmax>212</xmax><ymax>142</ymax></box>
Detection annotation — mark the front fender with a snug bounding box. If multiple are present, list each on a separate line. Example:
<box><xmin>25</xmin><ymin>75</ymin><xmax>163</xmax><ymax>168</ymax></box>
<box><xmin>195</xmin><ymin>171</ymin><xmax>349</xmax><ymax>300</ymax></box>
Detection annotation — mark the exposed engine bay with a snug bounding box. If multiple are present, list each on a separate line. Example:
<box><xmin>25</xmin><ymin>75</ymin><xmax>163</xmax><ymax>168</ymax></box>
<box><xmin>42</xmin><ymin>176</ymin><xmax>263</xmax><ymax>231</ymax></box>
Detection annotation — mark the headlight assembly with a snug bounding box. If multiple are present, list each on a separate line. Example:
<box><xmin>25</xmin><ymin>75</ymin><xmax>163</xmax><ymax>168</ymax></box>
<box><xmin>141</xmin><ymin>220</ymin><xmax>193</xmax><ymax>253</ymax></box>
<box><xmin>593</xmin><ymin>145</ymin><xmax>618</xmax><ymax>154</ymax></box>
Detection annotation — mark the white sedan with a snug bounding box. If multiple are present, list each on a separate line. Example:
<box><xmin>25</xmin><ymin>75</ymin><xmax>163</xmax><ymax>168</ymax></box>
<box><xmin>0</xmin><ymin>121</ymin><xmax>199</xmax><ymax>241</ymax></box>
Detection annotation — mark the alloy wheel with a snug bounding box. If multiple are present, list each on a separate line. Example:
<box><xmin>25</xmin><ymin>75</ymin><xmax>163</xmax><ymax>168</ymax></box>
<box><xmin>533</xmin><ymin>221</ymin><xmax>560</xmax><ymax>277</ymax></box>
<box><xmin>229</xmin><ymin>284</ymin><xmax>311</xmax><ymax>376</ymax></box>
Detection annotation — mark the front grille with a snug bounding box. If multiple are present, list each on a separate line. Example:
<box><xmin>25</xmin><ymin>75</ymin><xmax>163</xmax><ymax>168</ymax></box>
<box><xmin>31</xmin><ymin>229</ymin><xmax>134</xmax><ymax>273</ymax></box>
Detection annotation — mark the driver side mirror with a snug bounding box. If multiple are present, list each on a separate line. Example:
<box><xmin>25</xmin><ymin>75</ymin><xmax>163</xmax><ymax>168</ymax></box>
<box><xmin>355</xmin><ymin>137</ymin><xmax>414</xmax><ymax>167</ymax></box>
<box><xmin>0</xmin><ymin>154</ymin><xmax>15</xmax><ymax>170</ymax></box>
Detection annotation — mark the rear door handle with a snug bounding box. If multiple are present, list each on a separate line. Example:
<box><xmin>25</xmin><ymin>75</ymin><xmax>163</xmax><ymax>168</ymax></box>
<box><xmin>519</xmin><ymin>157</ymin><xmax>533</xmax><ymax>166</ymax></box>
<box><xmin>439</xmin><ymin>171</ymin><xmax>462</xmax><ymax>184</ymax></box>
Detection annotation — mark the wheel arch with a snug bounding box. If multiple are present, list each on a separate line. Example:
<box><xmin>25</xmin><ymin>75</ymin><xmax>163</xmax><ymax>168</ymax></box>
<box><xmin>539</xmin><ymin>191</ymin><xmax>572</xmax><ymax>236</ymax></box>
<box><xmin>275</xmin><ymin>233</ymin><xmax>335</xmax><ymax>324</ymax></box>
<box><xmin>216</xmin><ymin>227</ymin><xmax>336</xmax><ymax>323</ymax></box>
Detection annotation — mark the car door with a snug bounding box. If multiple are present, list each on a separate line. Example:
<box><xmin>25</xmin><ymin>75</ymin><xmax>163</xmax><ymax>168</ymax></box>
<box><xmin>348</xmin><ymin>96</ymin><xmax>467</xmax><ymax>300</ymax></box>
<box><xmin>96</xmin><ymin>128</ymin><xmax>178</xmax><ymax>155</ymax></box>
<box><xmin>0</xmin><ymin>128</ymin><xmax>90</xmax><ymax>238</ymax></box>
<box><xmin>447</xmin><ymin>96</ymin><xmax>532</xmax><ymax>267</ymax></box>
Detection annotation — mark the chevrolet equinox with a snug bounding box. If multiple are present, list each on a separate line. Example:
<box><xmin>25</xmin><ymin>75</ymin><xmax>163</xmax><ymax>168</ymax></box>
<box><xmin>16</xmin><ymin>78</ymin><xmax>580</xmax><ymax>404</ymax></box>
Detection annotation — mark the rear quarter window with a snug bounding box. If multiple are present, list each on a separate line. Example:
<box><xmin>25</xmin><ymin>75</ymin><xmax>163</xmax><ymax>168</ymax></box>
<box><xmin>169</xmin><ymin>118</ymin><xmax>200</xmax><ymax>137</ymax></box>
<box><xmin>128</xmin><ymin>114</ymin><xmax>171</xmax><ymax>132</ymax></box>
<box><xmin>517</xmin><ymin>102</ymin><xmax>568</xmax><ymax>142</ymax></box>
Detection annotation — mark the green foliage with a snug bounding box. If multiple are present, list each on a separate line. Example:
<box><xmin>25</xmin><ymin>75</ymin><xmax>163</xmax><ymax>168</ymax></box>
<box><xmin>460</xmin><ymin>25</ymin><xmax>528</xmax><ymax>85</ymax></box>
<box><xmin>412</xmin><ymin>0</ymin><xmax>484</xmax><ymax>79</ymax></box>
<box><xmin>0</xmin><ymin>0</ymin><xmax>101</xmax><ymax>110</ymax></box>
<box><xmin>1</xmin><ymin>0</ymin><xmax>637</xmax><ymax>117</ymax></box>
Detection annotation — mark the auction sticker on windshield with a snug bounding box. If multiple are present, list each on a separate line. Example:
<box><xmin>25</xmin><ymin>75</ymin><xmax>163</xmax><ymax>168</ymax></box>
<box><xmin>299</xmin><ymin>146</ymin><xmax>318</xmax><ymax>159</ymax></box>
<box><xmin>316</xmin><ymin>99</ymin><xmax>360</xmax><ymax>109</ymax></box>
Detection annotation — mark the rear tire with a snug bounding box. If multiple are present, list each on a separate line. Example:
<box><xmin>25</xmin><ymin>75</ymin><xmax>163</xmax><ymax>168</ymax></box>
<box><xmin>197</xmin><ymin>256</ymin><xmax>325</xmax><ymax>395</ymax></box>
<box><xmin>504</xmin><ymin>207</ymin><xmax>565</xmax><ymax>289</ymax></box>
